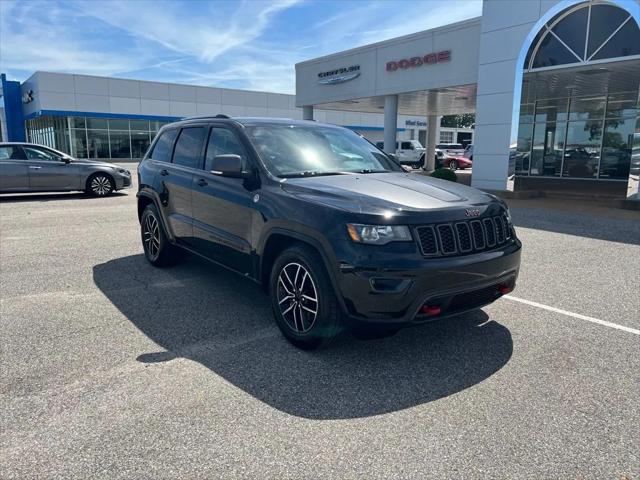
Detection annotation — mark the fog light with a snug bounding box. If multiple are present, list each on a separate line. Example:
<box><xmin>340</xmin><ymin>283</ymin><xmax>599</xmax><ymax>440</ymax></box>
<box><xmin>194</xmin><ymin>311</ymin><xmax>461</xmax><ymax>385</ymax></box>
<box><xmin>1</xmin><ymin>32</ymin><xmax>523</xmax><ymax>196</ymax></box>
<box><xmin>421</xmin><ymin>305</ymin><xmax>441</xmax><ymax>316</ymax></box>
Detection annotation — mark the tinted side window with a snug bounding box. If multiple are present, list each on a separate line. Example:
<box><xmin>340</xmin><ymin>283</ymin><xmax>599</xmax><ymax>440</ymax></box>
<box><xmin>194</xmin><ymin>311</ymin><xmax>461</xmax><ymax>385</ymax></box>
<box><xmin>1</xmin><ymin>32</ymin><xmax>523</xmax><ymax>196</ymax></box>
<box><xmin>150</xmin><ymin>129</ymin><xmax>178</xmax><ymax>162</ymax></box>
<box><xmin>205</xmin><ymin>128</ymin><xmax>248</xmax><ymax>171</ymax></box>
<box><xmin>0</xmin><ymin>146</ymin><xmax>26</xmax><ymax>160</ymax></box>
<box><xmin>173</xmin><ymin>127</ymin><xmax>207</xmax><ymax>169</ymax></box>
<box><xmin>23</xmin><ymin>147</ymin><xmax>59</xmax><ymax>161</ymax></box>
<box><xmin>400</xmin><ymin>141</ymin><xmax>412</xmax><ymax>149</ymax></box>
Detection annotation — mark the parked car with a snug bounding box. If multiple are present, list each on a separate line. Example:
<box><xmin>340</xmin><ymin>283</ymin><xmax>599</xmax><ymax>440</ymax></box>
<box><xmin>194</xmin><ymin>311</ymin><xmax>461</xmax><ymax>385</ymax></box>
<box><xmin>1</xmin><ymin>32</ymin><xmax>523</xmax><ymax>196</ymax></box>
<box><xmin>375</xmin><ymin>140</ymin><xmax>425</xmax><ymax>168</ymax></box>
<box><xmin>464</xmin><ymin>144</ymin><xmax>473</xmax><ymax>160</ymax></box>
<box><xmin>137</xmin><ymin>116</ymin><xmax>521</xmax><ymax>349</ymax></box>
<box><xmin>437</xmin><ymin>143</ymin><xmax>465</xmax><ymax>157</ymax></box>
<box><xmin>442</xmin><ymin>155</ymin><xmax>473</xmax><ymax>170</ymax></box>
<box><xmin>0</xmin><ymin>142</ymin><xmax>132</xmax><ymax>196</ymax></box>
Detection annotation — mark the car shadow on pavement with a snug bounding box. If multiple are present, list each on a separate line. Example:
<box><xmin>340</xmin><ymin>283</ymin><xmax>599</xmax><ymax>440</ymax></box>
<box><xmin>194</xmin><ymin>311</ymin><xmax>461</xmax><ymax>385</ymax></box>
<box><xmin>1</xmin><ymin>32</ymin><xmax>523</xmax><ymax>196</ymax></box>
<box><xmin>93</xmin><ymin>254</ymin><xmax>513</xmax><ymax>420</ymax></box>
<box><xmin>0</xmin><ymin>192</ymin><xmax>129</xmax><ymax>203</ymax></box>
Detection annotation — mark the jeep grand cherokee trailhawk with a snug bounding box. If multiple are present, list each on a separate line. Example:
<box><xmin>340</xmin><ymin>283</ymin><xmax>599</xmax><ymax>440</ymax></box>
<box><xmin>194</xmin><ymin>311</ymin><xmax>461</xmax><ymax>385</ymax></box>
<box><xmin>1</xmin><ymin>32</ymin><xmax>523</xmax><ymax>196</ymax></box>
<box><xmin>137</xmin><ymin>116</ymin><xmax>521</xmax><ymax>349</ymax></box>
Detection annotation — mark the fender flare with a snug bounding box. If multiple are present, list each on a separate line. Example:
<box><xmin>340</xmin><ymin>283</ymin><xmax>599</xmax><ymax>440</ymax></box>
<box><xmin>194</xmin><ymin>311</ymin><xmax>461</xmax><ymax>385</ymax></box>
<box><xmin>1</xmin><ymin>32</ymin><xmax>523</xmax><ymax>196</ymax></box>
<box><xmin>137</xmin><ymin>189</ymin><xmax>176</xmax><ymax>243</ymax></box>
<box><xmin>257</xmin><ymin>225</ymin><xmax>349</xmax><ymax>315</ymax></box>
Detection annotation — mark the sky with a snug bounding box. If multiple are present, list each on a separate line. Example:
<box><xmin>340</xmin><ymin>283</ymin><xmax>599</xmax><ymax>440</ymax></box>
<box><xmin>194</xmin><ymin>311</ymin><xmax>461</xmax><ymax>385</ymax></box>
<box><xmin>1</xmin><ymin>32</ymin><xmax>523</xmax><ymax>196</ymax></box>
<box><xmin>0</xmin><ymin>0</ymin><xmax>482</xmax><ymax>93</ymax></box>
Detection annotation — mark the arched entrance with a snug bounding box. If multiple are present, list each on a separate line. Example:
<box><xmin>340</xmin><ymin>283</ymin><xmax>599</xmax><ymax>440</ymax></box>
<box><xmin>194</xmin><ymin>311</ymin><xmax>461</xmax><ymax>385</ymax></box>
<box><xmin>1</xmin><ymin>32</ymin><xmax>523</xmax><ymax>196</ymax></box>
<box><xmin>512</xmin><ymin>1</ymin><xmax>640</xmax><ymax>198</ymax></box>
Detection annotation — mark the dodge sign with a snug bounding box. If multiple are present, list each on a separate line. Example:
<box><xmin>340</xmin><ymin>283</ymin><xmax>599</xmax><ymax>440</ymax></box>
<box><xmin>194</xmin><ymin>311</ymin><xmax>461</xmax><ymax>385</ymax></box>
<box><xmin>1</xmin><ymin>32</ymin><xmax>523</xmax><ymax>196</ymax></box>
<box><xmin>386</xmin><ymin>50</ymin><xmax>451</xmax><ymax>72</ymax></box>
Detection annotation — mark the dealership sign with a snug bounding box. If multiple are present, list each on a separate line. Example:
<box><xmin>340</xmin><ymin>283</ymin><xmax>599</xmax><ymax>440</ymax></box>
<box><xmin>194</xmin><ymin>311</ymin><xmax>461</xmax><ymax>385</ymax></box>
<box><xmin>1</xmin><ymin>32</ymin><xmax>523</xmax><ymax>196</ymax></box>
<box><xmin>318</xmin><ymin>65</ymin><xmax>360</xmax><ymax>85</ymax></box>
<box><xmin>386</xmin><ymin>50</ymin><xmax>451</xmax><ymax>72</ymax></box>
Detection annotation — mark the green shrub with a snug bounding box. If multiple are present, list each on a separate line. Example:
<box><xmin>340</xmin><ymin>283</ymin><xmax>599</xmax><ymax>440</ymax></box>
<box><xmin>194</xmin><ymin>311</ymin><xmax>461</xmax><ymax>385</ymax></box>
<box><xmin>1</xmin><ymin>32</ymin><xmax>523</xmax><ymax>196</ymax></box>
<box><xmin>430</xmin><ymin>168</ymin><xmax>458</xmax><ymax>182</ymax></box>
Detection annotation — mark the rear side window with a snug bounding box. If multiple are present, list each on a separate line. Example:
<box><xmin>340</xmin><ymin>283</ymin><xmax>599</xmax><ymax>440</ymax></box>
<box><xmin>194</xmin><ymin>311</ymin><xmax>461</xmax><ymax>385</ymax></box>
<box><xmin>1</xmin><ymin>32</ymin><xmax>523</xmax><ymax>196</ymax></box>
<box><xmin>173</xmin><ymin>127</ymin><xmax>207</xmax><ymax>169</ymax></box>
<box><xmin>150</xmin><ymin>129</ymin><xmax>178</xmax><ymax>162</ymax></box>
<box><xmin>205</xmin><ymin>128</ymin><xmax>248</xmax><ymax>171</ymax></box>
<box><xmin>0</xmin><ymin>146</ymin><xmax>25</xmax><ymax>160</ymax></box>
<box><xmin>400</xmin><ymin>141</ymin><xmax>412</xmax><ymax>149</ymax></box>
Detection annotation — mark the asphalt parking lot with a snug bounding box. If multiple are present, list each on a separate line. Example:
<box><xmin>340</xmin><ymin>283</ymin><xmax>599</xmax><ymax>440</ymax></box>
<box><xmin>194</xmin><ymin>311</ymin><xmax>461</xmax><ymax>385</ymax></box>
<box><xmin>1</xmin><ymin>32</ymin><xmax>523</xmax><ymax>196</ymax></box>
<box><xmin>1</xmin><ymin>169</ymin><xmax>639</xmax><ymax>479</ymax></box>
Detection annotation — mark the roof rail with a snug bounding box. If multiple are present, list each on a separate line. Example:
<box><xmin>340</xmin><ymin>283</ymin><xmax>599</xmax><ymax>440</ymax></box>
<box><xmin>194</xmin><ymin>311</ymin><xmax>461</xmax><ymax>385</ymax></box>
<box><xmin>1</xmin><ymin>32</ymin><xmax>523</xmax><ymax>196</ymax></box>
<box><xmin>214</xmin><ymin>114</ymin><xmax>230</xmax><ymax>119</ymax></box>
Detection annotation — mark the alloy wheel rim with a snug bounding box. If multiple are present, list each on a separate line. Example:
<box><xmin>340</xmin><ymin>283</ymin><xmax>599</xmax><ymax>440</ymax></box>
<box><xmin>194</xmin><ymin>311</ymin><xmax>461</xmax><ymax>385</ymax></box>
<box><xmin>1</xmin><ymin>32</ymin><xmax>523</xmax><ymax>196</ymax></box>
<box><xmin>277</xmin><ymin>262</ymin><xmax>318</xmax><ymax>333</ymax></box>
<box><xmin>143</xmin><ymin>213</ymin><xmax>161</xmax><ymax>259</ymax></box>
<box><xmin>91</xmin><ymin>176</ymin><xmax>111</xmax><ymax>195</ymax></box>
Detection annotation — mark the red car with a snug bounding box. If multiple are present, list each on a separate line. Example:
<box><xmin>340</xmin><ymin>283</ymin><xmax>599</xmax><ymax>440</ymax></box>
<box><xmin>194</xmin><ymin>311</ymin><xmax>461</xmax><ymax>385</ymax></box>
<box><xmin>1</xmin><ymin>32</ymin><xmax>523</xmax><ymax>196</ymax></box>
<box><xmin>442</xmin><ymin>155</ymin><xmax>472</xmax><ymax>170</ymax></box>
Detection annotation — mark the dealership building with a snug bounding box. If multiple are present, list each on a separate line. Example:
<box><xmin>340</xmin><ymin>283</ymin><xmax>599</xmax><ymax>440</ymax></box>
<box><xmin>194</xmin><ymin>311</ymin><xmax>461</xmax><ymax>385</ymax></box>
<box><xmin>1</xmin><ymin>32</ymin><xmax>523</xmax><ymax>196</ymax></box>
<box><xmin>1</xmin><ymin>0</ymin><xmax>639</xmax><ymax>200</ymax></box>
<box><xmin>297</xmin><ymin>0</ymin><xmax>640</xmax><ymax>200</ymax></box>
<box><xmin>0</xmin><ymin>72</ymin><xmax>470</xmax><ymax>162</ymax></box>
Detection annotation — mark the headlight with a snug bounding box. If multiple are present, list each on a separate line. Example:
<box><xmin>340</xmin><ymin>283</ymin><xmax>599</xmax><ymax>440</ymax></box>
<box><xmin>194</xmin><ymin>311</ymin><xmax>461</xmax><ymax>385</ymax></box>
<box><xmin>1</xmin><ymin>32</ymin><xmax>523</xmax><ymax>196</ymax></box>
<box><xmin>346</xmin><ymin>224</ymin><xmax>412</xmax><ymax>245</ymax></box>
<box><xmin>117</xmin><ymin>168</ymin><xmax>130</xmax><ymax>175</ymax></box>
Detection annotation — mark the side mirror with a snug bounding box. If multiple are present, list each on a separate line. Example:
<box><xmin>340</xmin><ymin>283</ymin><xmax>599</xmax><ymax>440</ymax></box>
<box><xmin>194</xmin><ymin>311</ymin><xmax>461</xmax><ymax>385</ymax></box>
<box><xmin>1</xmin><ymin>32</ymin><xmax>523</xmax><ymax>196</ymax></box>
<box><xmin>387</xmin><ymin>153</ymin><xmax>398</xmax><ymax>161</ymax></box>
<box><xmin>211</xmin><ymin>154</ymin><xmax>248</xmax><ymax>178</ymax></box>
<box><xmin>61</xmin><ymin>157</ymin><xmax>71</xmax><ymax>164</ymax></box>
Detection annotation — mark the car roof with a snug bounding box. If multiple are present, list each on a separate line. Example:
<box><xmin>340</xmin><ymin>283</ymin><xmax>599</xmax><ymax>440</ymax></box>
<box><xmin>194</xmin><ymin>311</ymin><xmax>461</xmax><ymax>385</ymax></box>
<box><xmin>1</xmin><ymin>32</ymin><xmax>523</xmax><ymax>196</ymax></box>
<box><xmin>172</xmin><ymin>115</ymin><xmax>344</xmax><ymax>130</ymax></box>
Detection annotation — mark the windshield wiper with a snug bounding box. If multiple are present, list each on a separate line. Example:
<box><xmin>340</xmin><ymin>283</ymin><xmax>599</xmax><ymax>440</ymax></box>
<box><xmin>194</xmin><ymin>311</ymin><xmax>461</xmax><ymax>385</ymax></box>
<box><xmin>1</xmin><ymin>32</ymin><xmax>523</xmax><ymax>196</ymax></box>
<box><xmin>356</xmin><ymin>169</ymin><xmax>390</xmax><ymax>174</ymax></box>
<box><xmin>278</xmin><ymin>171</ymin><xmax>349</xmax><ymax>178</ymax></box>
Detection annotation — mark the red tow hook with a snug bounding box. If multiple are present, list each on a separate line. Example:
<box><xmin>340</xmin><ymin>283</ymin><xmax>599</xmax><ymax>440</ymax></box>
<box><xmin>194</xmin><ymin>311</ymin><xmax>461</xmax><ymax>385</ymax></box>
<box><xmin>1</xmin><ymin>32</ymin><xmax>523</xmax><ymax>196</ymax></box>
<box><xmin>421</xmin><ymin>305</ymin><xmax>442</xmax><ymax>316</ymax></box>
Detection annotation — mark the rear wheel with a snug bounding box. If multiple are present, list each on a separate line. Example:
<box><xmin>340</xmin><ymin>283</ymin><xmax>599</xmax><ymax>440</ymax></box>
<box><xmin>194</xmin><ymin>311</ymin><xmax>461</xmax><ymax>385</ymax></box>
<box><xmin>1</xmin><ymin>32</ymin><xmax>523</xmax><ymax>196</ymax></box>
<box><xmin>140</xmin><ymin>204</ymin><xmax>180</xmax><ymax>267</ymax></box>
<box><xmin>86</xmin><ymin>173</ymin><xmax>114</xmax><ymax>196</ymax></box>
<box><xmin>449</xmin><ymin>160</ymin><xmax>458</xmax><ymax>171</ymax></box>
<box><xmin>270</xmin><ymin>245</ymin><xmax>342</xmax><ymax>350</ymax></box>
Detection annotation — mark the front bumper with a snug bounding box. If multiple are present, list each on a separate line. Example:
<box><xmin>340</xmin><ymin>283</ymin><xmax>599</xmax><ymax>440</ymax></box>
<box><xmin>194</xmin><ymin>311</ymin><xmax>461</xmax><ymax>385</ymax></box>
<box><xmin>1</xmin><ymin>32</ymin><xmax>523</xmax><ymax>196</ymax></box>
<box><xmin>333</xmin><ymin>241</ymin><xmax>521</xmax><ymax>325</ymax></box>
<box><xmin>115</xmin><ymin>173</ymin><xmax>132</xmax><ymax>189</ymax></box>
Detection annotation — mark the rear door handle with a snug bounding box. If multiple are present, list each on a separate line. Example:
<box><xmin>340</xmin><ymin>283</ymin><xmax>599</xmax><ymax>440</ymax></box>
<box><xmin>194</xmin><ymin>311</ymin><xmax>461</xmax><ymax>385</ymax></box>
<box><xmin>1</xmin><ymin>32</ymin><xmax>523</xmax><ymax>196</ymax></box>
<box><xmin>29</xmin><ymin>166</ymin><xmax>42</xmax><ymax>170</ymax></box>
<box><xmin>196</xmin><ymin>178</ymin><xmax>208</xmax><ymax>187</ymax></box>
<box><xmin>159</xmin><ymin>169</ymin><xmax>169</xmax><ymax>176</ymax></box>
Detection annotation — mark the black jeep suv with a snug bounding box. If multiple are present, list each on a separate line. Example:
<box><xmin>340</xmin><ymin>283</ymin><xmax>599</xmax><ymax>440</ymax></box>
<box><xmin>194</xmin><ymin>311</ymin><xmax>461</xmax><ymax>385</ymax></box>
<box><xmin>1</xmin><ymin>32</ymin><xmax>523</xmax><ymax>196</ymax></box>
<box><xmin>137</xmin><ymin>116</ymin><xmax>521</xmax><ymax>349</ymax></box>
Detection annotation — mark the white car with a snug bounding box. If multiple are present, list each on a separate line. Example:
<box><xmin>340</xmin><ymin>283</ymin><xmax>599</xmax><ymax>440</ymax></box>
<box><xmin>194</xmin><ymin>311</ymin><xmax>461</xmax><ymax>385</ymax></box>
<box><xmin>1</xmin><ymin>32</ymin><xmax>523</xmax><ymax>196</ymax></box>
<box><xmin>437</xmin><ymin>143</ymin><xmax>465</xmax><ymax>157</ymax></box>
<box><xmin>376</xmin><ymin>140</ymin><xmax>425</xmax><ymax>168</ymax></box>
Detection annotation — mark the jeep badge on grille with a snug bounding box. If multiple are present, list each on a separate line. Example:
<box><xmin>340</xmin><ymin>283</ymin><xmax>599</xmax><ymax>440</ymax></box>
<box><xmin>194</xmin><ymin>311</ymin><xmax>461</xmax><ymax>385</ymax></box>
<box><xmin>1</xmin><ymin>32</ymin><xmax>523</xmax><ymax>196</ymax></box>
<box><xmin>464</xmin><ymin>209</ymin><xmax>481</xmax><ymax>217</ymax></box>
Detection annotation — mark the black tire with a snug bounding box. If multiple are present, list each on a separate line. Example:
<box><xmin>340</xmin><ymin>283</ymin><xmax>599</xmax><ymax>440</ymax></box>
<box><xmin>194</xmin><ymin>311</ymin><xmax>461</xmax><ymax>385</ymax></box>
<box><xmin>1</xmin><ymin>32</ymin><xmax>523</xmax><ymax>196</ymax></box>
<box><xmin>86</xmin><ymin>172</ymin><xmax>114</xmax><ymax>196</ymax></box>
<box><xmin>269</xmin><ymin>245</ymin><xmax>342</xmax><ymax>350</ymax></box>
<box><xmin>140</xmin><ymin>204</ymin><xmax>180</xmax><ymax>267</ymax></box>
<box><xmin>449</xmin><ymin>160</ymin><xmax>458</xmax><ymax>171</ymax></box>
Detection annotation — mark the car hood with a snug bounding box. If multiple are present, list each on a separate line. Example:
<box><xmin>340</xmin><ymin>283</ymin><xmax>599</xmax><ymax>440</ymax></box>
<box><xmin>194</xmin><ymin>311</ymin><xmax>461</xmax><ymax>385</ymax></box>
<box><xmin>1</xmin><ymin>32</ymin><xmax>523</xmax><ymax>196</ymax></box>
<box><xmin>281</xmin><ymin>172</ymin><xmax>495</xmax><ymax>214</ymax></box>
<box><xmin>72</xmin><ymin>159</ymin><xmax>124</xmax><ymax>169</ymax></box>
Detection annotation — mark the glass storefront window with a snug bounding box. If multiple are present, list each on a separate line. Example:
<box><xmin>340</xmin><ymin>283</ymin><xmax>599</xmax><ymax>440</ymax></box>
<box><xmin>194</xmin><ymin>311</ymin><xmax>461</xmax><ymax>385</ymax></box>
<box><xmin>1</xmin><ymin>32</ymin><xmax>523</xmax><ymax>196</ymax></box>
<box><xmin>70</xmin><ymin>128</ymin><xmax>87</xmax><ymax>158</ymax></box>
<box><xmin>69</xmin><ymin>117</ymin><xmax>86</xmax><ymax>129</ymax></box>
<box><xmin>568</xmin><ymin>96</ymin><xmax>606</xmax><ymax>121</ymax></box>
<box><xmin>109</xmin><ymin>130</ymin><xmax>131</xmax><ymax>158</ymax></box>
<box><xmin>562</xmin><ymin>120</ymin><xmax>601</xmax><ymax>178</ymax></box>
<box><xmin>520</xmin><ymin>103</ymin><xmax>535</xmax><ymax>124</ymax></box>
<box><xmin>130</xmin><ymin>120</ymin><xmax>150</xmax><ymax>131</ymax></box>
<box><xmin>535</xmin><ymin>98</ymin><xmax>568</xmax><ymax>123</ymax></box>
<box><xmin>599</xmin><ymin>117</ymin><xmax>636</xmax><ymax>179</ymax></box>
<box><xmin>131</xmin><ymin>130</ymin><xmax>151</xmax><ymax>158</ymax></box>
<box><xmin>515</xmin><ymin>123</ymin><xmax>533</xmax><ymax>174</ymax></box>
<box><xmin>87</xmin><ymin>130</ymin><xmax>110</xmax><ymax>159</ymax></box>
<box><xmin>86</xmin><ymin>117</ymin><xmax>108</xmax><ymax>129</ymax></box>
<box><xmin>109</xmin><ymin>119</ymin><xmax>130</xmax><ymax>130</ymax></box>
<box><xmin>605</xmin><ymin>92</ymin><xmax>639</xmax><ymax>120</ymax></box>
<box><xmin>530</xmin><ymin>122</ymin><xmax>566</xmax><ymax>177</ymax></box>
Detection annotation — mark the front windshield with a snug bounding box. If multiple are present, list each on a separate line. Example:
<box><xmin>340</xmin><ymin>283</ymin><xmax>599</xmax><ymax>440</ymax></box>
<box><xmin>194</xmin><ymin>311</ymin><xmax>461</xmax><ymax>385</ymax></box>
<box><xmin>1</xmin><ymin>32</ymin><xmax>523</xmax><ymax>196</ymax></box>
<box><xmin>244</xmin><ymin>124</ymin><xmax>402</xmax><ymax>177</ymax></box>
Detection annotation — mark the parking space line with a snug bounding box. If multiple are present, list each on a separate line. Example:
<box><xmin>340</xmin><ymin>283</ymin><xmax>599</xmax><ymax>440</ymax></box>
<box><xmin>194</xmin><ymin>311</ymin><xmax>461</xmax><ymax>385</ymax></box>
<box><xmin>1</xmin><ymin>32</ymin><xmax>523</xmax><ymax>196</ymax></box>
<box><xmin>503</xmin><ymin>295</ymin><xmax>640</xmax><ymax>335</ymax></box>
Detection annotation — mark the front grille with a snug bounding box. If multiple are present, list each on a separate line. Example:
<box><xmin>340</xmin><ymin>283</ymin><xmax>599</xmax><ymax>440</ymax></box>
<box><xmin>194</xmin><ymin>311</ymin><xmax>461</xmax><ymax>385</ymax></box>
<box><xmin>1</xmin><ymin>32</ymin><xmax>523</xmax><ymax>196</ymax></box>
<box><xmin>416</xmin><ymin>213</ymin><xmax>513</xmax><ymax>257</ymax></box>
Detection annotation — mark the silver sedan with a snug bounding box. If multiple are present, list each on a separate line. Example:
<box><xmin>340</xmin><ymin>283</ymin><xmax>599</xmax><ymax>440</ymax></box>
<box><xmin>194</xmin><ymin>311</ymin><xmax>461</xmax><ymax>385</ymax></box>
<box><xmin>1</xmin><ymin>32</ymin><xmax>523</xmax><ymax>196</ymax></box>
<box><xmin>0</xmin><ymin>142</ymin><xmax>132</xmax><ymax>196</ymax></box>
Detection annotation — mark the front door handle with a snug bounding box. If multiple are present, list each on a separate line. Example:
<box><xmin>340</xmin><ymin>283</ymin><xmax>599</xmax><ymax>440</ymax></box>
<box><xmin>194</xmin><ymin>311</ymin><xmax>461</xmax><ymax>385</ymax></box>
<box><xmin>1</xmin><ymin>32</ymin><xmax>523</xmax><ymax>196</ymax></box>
<box><xmin>159</xmin><ymin>169</ymin><xmax>169</xmax><ymax>176</ymax></box>
<box><xmin>196</xmin><ymin>178</ymin><xmax>208</xmax><ymax>187</ymax></box>
<box><xmin>29</xmin><ymin>166</ymin><xmax>42</xmax><ymax>170</ymax></box>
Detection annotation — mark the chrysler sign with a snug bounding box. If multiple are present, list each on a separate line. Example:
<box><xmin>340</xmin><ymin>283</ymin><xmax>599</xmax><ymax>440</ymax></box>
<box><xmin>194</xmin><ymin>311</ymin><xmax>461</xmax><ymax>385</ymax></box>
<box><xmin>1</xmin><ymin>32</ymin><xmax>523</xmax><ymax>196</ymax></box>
<box><xmin>318</xmin><ymin>65</ymin><xmax>360</xmax><ymax>85</ymax></box>
<box><xmin>386</xmin><ymin>50</ymin><xmax>451</xmax><ymax>72</ymax></box>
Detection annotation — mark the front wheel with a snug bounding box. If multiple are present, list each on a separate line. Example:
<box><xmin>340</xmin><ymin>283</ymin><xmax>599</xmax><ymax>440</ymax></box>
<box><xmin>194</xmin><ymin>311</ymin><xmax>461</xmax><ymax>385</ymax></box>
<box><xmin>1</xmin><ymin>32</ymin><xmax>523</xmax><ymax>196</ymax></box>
<box><xmin>86</xmin><ymin>173</ymin><xmax>114</xmax><ymax>196</ymax></box>
<box><xmin>449</xmin><ymin>160</ymin><xmax>458</xmax><ymax>171</ymax></box>
<box><xmin>270</xmin><ymin>245</ymin><xmax>342</xmax><ymax>350</ymax></box>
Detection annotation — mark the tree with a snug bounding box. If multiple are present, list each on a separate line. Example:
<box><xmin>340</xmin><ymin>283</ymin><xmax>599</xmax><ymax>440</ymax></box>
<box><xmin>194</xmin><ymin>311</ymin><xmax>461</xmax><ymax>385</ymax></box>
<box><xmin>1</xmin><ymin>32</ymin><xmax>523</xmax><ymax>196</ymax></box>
<box><xmin>440</xmin><ymin>114</ymin><xmax>475</xmax><ymax>129</ymax></box>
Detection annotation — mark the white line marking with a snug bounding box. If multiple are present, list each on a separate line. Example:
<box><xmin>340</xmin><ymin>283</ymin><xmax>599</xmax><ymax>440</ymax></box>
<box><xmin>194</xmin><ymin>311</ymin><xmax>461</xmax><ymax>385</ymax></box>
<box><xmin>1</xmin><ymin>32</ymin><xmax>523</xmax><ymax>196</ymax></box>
<box><xmin>503</xmin><ymin>295</ymin><xmax>640</xmax><ymax>336</ymax></box>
